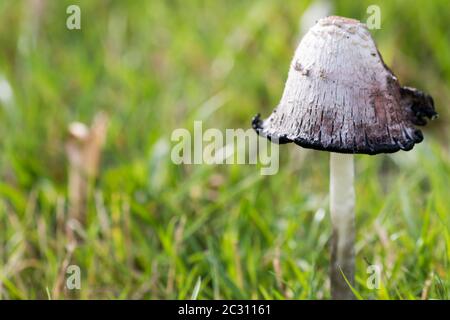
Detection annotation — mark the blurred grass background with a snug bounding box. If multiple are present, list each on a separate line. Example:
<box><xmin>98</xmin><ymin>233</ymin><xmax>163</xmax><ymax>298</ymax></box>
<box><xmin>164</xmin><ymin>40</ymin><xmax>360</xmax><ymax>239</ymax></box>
<box><xmin>0</xmin><ymin>0</ymin><xmax>449</xmax><ymax>299</ymax></box>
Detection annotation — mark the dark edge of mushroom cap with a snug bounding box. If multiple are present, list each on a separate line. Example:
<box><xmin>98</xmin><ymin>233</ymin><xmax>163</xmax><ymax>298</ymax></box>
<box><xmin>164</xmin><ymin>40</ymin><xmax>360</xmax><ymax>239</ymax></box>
<box><xmin>252</xmin><ymin>86</ymin><xmax>437</xmax><ymax>155</ymax></box>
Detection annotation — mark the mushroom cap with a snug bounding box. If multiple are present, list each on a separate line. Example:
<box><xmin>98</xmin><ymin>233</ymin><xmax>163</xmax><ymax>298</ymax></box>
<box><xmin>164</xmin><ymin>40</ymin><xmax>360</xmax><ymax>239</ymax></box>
<box><xmin>253</xmin><ymin>16</ymin><xmax>437</xmax><ymax>155</ymax></box>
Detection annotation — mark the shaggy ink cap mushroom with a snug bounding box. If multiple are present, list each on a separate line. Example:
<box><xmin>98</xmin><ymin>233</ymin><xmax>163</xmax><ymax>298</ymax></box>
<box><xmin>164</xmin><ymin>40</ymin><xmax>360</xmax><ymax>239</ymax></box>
<box><xmin>252</xmin><ymin>16</ymin><xmax>437</xmax><ymax>155</ymax></box>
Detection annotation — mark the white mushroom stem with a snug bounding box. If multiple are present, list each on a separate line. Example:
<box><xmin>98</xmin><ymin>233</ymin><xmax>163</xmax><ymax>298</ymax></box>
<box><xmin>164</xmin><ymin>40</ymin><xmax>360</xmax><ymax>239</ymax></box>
<box><xmin>329</xmin><ymin>153</ymin><xmax>355</xmax><ymax>299</ymax></box>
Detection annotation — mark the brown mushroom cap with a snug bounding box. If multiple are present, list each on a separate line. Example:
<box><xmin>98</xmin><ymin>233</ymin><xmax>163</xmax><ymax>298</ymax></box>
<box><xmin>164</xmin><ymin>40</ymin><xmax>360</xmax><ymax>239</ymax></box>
<box><xmin>253</xmin><ymin>16</ymin><xmax>437</xmax><ymax>155</ymax></box>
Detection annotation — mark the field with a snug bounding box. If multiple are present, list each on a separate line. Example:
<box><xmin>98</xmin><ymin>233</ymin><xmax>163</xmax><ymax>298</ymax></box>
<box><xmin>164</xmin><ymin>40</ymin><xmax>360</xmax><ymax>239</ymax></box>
<box><xmin>0</xmin><ymin>0</ymin><xmax>449</xmax><ymax>299</ymax></box>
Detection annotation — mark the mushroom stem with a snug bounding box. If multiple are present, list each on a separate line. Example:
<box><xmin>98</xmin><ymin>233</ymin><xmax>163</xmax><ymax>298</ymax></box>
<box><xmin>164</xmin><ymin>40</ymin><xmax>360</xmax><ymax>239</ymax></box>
<box><xmin>329</xmin><ymin>153</ymin><xmax>355</xmax><ymax>300</ymax></box>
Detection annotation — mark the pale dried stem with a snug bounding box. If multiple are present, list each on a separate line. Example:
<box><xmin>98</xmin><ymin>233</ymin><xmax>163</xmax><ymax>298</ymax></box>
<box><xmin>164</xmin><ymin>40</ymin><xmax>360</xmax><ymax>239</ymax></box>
<box><xmin>66</xmin><ymin>112</ymin><xmax>108</xmax><ymax>241</ymax></box>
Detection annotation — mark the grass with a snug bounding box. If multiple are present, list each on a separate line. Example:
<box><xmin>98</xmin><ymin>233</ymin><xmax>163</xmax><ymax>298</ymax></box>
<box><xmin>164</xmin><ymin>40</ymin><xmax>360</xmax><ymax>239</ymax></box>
<box><xmin>0</xmin><ymin>0</ymin><xmax>449</xmax><ymax>299</ymax></box>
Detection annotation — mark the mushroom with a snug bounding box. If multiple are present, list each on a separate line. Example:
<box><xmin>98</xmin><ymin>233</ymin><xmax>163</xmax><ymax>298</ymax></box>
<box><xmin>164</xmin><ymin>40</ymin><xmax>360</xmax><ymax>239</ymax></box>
<box><xmin>252</xmin><ymin>16</ymin><xmax>437</xmax><ymax>299</ymax></box>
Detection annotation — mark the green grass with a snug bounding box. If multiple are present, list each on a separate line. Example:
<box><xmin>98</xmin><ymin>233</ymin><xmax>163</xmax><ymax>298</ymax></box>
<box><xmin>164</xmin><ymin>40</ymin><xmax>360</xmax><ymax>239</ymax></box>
<box><xmin>0</xmin><ymin>0</ymin><xmax>449</xmax><ymax>299</ymax></box>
